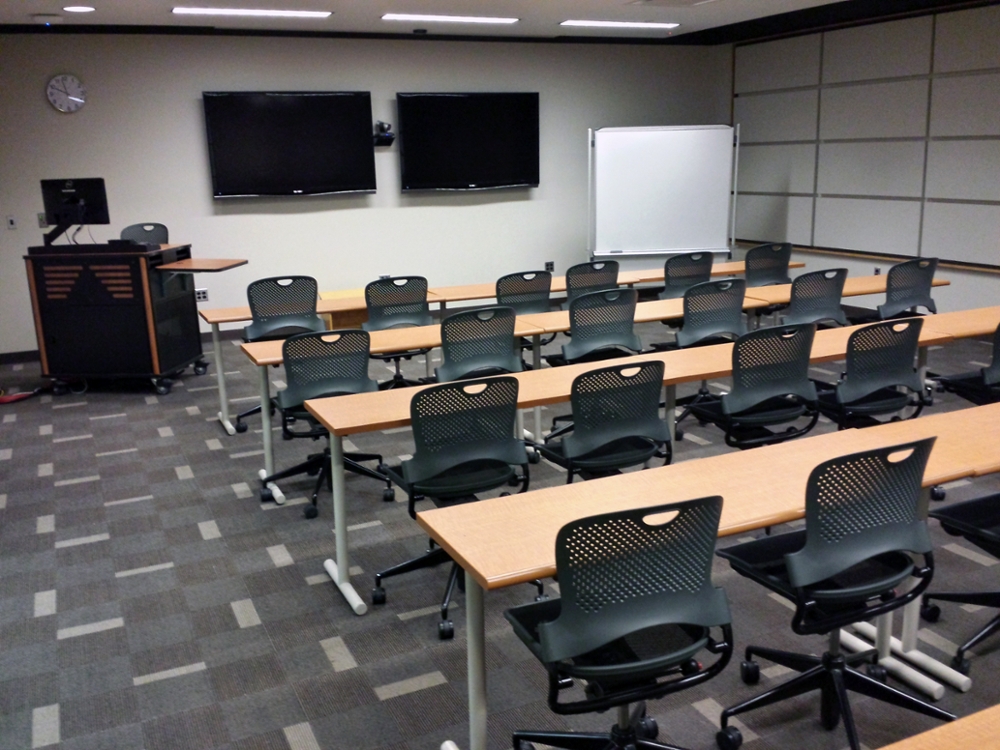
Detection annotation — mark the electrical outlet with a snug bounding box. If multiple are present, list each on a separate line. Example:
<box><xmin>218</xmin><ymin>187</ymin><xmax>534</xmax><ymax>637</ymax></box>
<box><xmin>195</xmin><ymin>288</ymin><xmax>209</xmax><ymax>302</ymax></box>
<box><xmin>6</xmin><ymin>216</ymin><xmax>15</xmax><ymax>230</ymax></box>
<box><xmin>38</xmin><ymin>213</ymin><xmax>49</xmax><ymax>228</ymax></box>
<box><xmin>874</xmin><ymin>267</ymin><xmax>881</xmax><ymax>276</ymax></box>
<box><xmin>544</xmin><ymin>261</ymin><xmax>554</xmax><ymax>272</ymax></box>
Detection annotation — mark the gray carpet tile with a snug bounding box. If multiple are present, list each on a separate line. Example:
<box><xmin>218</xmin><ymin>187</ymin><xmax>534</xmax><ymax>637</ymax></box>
<box><xmin>3</xmin><ymin>319</ymin><xmax>1000</xmax><ymax>749</ymax></box>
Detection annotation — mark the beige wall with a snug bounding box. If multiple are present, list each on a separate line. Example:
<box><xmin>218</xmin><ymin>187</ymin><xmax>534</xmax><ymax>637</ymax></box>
<box><xmin>0</xmin><ymin>33</ymin><xmax>732</xmax><ymax>355</ymax></box>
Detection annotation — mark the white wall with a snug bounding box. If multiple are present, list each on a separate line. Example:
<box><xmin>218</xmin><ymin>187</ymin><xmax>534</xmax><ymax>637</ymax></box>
<box><xmin>732</xmin><ymin>4</ymin><xmax>1000</xmax><ymax>311</ymax></box>
<box><xmin>0</xmin><ymin>33</ymin><xmax>732</xmax><ymax>355</ymax></box>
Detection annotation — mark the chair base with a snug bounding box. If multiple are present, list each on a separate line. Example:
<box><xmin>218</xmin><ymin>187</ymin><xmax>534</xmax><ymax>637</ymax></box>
<box><xmin>922</xmin><ymin>591</ymin><xmax>1000</xmax><ymax>673</ymax></box>
<box><xmin>720</xmin><ymin>646</ymin><xmax>954</xmax><ymax>750</ymax></box>
<box><xmin>515</xmin><ymin>702</ymin><xmax>690</xmax><ymax>750</ymax></box>
<box><xmin>259</xmin><ymin>448</ymin><xmax>391</xmax><ymax>517</ymax></box>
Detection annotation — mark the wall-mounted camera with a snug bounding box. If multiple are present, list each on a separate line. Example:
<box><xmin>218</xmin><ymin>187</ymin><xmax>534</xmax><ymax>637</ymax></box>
<box><xmin>373</xmin><ymin>121</ymin><xmax>395</xmax><ymax>147</ymax></box>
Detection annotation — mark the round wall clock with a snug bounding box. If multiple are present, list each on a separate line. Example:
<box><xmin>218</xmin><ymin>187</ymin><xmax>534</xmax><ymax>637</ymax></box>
<box><xmin>46</xmin><ymin>74</ymin><xmax>86</xmax><ymax>113</ymax></box>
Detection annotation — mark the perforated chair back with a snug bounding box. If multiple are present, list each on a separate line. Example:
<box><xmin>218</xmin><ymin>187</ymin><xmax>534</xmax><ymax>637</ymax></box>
<box><xmin>496</xmin><ymin>271</ymin><xmax>552</xmax><ymax>314</ymax></box>
<box><xmin>279</xmin><ymin>330</ymin><xmax>377</xmax><ymax>410</ymax></box>
<box><xmin>244</xmin><ymin>276</ymin><xmax>325</xmax><ymax>342</ymax></box>
<box><xmin>403</xmin><ymin>376</ymin><xmax>528</xmax><ymax>488</ymax></box>
<box><xmin>120</xmin><ymin>222</ymin><xmax>169</xmax><ymax>244</ymax></box>
<box><xmin>723</xmin><ymin>324</ymin><xmax>818</xmax><ymax>416</ymax></box>
<box><xmin>782</xmin><ymin>268</ymin><xmax>848</xmax><ymax>327</ymax></box>
<box><xmin>745</xmin><ymin>242</ymin><xmax>792</xmax><ymax>287</ymax></box>
<box><xmin>565</xmin><ymin>261</ymin><xmax>619</xmax><ymax>307</ymax></box>
<box><xmin>659</xmin><ymin>252</ymin><xmax>714</xmax><ymax>300</ymax></box>
<box><xmin>837</xmin><ymin>318</ymin><xmax>923</xmax><ymax>405</ymax></box>
<box><xmin>562</xmin><ymin>288</ymin><xmax>642</xmax><ymax>363</ymax></box>
<box><xmin>879</xmin><ymin>258</ymin><xmax>938</xmax><ymax>319</ymax></box>
<box><xmin>363</xmin><ymin>276</ymin><xmax>433</xmax><ymax>331</ymax></box>
<box><xmin>437</xmin><ymin>306</ymin><xmax>522</xmax><ymax>382</ymax></box>
<box><xmin>535</xmin><ymin>496</ymin><xmax>730</xmax><ymax>664</ymax></box>
<box><xmin>787</xmin><ymin>438</ymin><xmax>935</xmax><ymax>593</ymax></box>
<box><xmin>677</xmin><ymin>279</ymin><xmax>747</xmax><ymax>349</ymax></box>
<box><xmin>562</xmin><ymin>360</ymin><xmax>670</xmax><ymax>460</ymax></box>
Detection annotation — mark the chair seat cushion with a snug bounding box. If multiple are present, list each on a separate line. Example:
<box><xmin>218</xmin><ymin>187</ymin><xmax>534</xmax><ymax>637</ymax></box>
<box><xmin>718</xmin><ymin>531</ymin><xmax>917</xmax><ymax>624</ymax></box>
<box><xmin>412</xmin><ymin>460</ymin><xmax>517</xmax><ymax>502</ymax></box>
<box><xmin>692</xmin><ymin>395</ymin><xmax>807</xmax><ymax>426</ymax></box>
<box><xmin>541</xmin><ymin>436</ymin><xmax>661</xmax><ymax>473</ymax></box>
<box><xmin>505</xmin><ymin>597</ymin><xmax>708</xmax><ymax>686</ymax></box>
<box><xmin>817</xmin><ymin>387</ymin><xmax>911</xmax><ymax>417</ymax></box>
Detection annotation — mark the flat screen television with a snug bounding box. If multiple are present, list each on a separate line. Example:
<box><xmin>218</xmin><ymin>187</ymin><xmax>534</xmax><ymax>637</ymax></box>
<box><xmin>202</xmin><ymin>91</ymin><xmax>377</xmax><ymax>197</ymax></box>
<box><xmin>397</xmin><ymin>92</ymin><xmax>539</xmax><ymax>191</ymax></box>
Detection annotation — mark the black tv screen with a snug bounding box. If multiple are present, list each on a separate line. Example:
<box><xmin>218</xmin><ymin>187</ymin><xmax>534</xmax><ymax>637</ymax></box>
<box><xmin>203</xmin><ymin>91</ymin><xmax>376</xmax><ymax>197</ymax></box>
<box><xmin>41</xmin><ymin>178</ymin><xmax>110</xmax><ymax>226</ymax></box>
<box><xmin>397</xmin><ymin>92</ymin><xmax>539</xmax><ymax>191</ymax></box>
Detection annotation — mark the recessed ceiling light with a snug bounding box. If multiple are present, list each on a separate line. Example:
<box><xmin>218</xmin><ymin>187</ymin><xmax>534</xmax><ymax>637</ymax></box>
<box><xmin>382</xmin><ymin>13</ymin><xmax>518</xmax><ymax>25</ymax></box>
<box><xmin>63</xmin><ymin>6</ymin><xmax>96</xmax><ymax>12</ymax></box>
<box><xmin>561</xmin><ymin>19</ymin><xmax>680</xmax><ymax>29</ymax></box>
<box><xmin>172</xmin><ymin>7</ymin><xmax>332</xmax><ymax>18</ymax></box>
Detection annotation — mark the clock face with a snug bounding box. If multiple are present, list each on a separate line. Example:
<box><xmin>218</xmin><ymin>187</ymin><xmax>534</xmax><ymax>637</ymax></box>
<box><xmin>46</xmin><ymin>74</ymin><xmax>86</xmax><ymax>113</ymax></box>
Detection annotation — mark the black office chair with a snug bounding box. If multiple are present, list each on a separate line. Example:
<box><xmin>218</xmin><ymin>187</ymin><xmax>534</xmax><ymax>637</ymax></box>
<box><xmin>563</xmin><ymin>260</ymin><xmax>619</xmax><ymax>309</ymax></box>
<box><xmin>535</xmin><ymin>360</ymin><xmax>671</xmax><ymax>483</ymax></box>
<box><xmin>815</xmin><ymin>318</ymin><xmax>926</xmax><ymax>429</ymax></box>
<box><xmin>235</xmin><ymin>276</ymin><xmax>326</xmax><ymax>433</ymax></box>
<box><xmin>921</xmin><ymin>492</ymin><xmax>1000</xmax><ymax>674</ymax></box>
<box><xmin>847</xmin><ymin>258</ymin><xmax>939</xmax><ymax>324</ymax></box>
<box><xmin>935</xmin><ymin>322</ymin><xmax>1000</xmax><ymax>405</ymax></box>
<box><xmin>744</xmin><ymin>242</ymin><xmax>792</xmax><ymax>287</ymax></box>
<box><xmin>372</xmin><ymin>376</ymin><xmax>531</xmax><ymax>639</ymax></box>
<box><xmin>506</xmin><ymin>496</ymin><xmax>733</xmax><ymax>750</ymax></box>
<box><xmin>545</xmin><ymin>289</ymin><xmax>641</xmax><ymax>368</ymax></box>
<box><xmin>497</xmin><ymin>270</ymin><xmax>555</xmax><ymax>350</ymax></box>
<box><xmin>362</xmin><ymin>276</ymin><xmax>434</xmax><ymax>389</ymax></box>
<box><xmin>120</xmin><ymin>222</ymin><xmax>169</xmax><ymax>244</ymax></box>
<box><xmin>257</xmin><ymin>330</ymin><xmax>393</xmax><ymax>517</ymax></box>
<box><xmin>780</xmin><ymin>268</ymin><xmax>849</xmax><ymax>327</ymax></box>
<box><xmin>435</xmin><ymin>306</ymin><xmax>523</xmax><ymax>382</ymax></box>
<box><xmin>689</xmin><ymin>324</ymin><xmax>819</xmax><ymax>450</ymax></box>
<box><xmin>715</xmin><ymin>438</ymin><xmax>954</xmax><ymax>750</ymax></box>
<box><xmin>659</xmin><ymin>252</ymin><xmax>715</xmax><ymax>300</ymax></box>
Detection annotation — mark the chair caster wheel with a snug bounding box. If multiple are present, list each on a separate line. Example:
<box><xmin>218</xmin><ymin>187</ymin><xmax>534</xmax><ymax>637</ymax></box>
<box><xmin>303</xmin><ymin>505</ymin><xmax>318</xmax><ymax>520</ymax></box>
<box><xmin>740</xmin><ymin>660</ymin><xmax>760</xmax><ymax>685</ymax></box>
<box><xmin>931</xmin><ymin>486</ymin><xmax>946</xmax><ymax>501</ymax></box>
<box><xmin>951</xmin><ymin>655</ymin><xmax>971</xmax><ymax>675</ymax></box>
<box><xmin>260</xmin><ymin>487</ymin><xmax>274</xmax><ymax>503</ymax></box>
<box><xmin>534</xmin><ymin>592</ymin><xmax>549</xmax><ymax>602</ymax></box>
<box><xmin>528</xmin><ymin>450</ymin><xmax>541</xmax><ymax>464</ymax></box>
<box><xmin>867</xmin><ymin>663</ymin><xmax>888</xmax><ymax>683</ymax></box>
<box><xmin>438</xmin><ymin>620</ymin><xmax>454</xmax><ymax>640</ymax></box>
<box><xmin>235</xmin><ymin>421</ymin><xmax>248</xmax><ymax>434</ymax></box>
<box><xmin>674</xmin><ymin>428</ymin><xmax>684</xmax><ymax>441</ymax></box>
<box><xmin>716</xmin><ymin>726</ymin><xmax>742</xmax><ymax>750</ymax></box>
<box><xmin>383</xmin><ymin>488</ymin><xmax>395</xmax><ymax>502</ymax></box>
<box><xmin>371</xmin><ymin>586</ymin><xmax>386</xmax><ymax>605</ymax></box>
<box><xmin>637</xmin><ymin>717</ymin><xmax>658</xmax><ymax>740</ymax></box>
<box><xmin>508</xmin><ymin>473</ymin><xmax>521</xmax><ymax>486</ymax></box>
<box><xmin>681</xmin><ymin>658</ymin><xmax>701</xmax><ymax>676</ymax></box>
<box><xmin>921</xmin><ymin>603</ymin><xmax>941</xmax><ymax>622</ymax></box>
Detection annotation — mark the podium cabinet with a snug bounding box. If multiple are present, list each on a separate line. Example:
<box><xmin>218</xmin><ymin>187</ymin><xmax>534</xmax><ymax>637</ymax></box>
<box><xmin>25</xmin><ymin>242</ymin><xmax>206</xmax><ymax>393</ymax></box>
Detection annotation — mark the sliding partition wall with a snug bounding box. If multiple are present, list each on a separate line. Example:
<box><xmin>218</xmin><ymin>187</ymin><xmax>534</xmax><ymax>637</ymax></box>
<box><xmin>733</xmin><ymin>4</ymin><xmax>1000</xmax><ymax>269</ymax></box>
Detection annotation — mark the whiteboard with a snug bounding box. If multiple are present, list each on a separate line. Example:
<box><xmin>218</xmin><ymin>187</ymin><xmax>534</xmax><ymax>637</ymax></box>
<box><xmin>592</xmin><ymin>125</ymin><xmax>734</xmax><ymax>256</ymax></box>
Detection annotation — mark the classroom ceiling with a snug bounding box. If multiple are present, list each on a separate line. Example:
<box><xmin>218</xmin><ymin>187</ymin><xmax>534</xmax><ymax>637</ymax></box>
<box><xmin>0</xmin><ymin>0</ymin><xmax>987</xmax><ymax>43</ymax></box>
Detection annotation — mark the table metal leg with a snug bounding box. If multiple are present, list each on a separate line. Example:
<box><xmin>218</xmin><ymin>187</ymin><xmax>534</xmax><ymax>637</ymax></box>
<box><xmin>212</xmin><ymin>323</ymin><xmax>236</xmax><ymax>435</ymax></box>
<box><xmin>256</xmin><ymin>364</ymin><xmax>285</xmax><ymax>505</ymax></box>
<box><xmin>466</xmin><ymin>570</ymin><xmax>487</xmax><ymax>750</ymax></box>
<box><xmin>323</xmin><ymin>434</ymin><xmax>368</xmax><ymax>615</ymax></box>
<box><xmin>532</xmin><ymin>334</ymin><xmax>543</xmax><ymax>441</ymax></box>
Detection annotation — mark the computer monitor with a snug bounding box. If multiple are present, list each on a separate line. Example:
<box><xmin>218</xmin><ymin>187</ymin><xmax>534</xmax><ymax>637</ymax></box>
<box><xmin>40</xmin><ymin>178</ymin><xmax>110</xmax><ymax>245</ymax></box>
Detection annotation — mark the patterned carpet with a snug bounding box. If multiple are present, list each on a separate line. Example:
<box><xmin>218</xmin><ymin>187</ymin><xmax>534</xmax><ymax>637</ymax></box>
<box><xmin>2</xmin><ymin>316</ymin><xmax>999</xmax><ymax>750</ymax></box>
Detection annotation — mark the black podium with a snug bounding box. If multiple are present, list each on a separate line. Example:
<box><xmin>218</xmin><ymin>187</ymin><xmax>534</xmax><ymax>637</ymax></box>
<box><xmin>24</xmin><ymin>242</ymin><xmax>207</xmax><ymax>394</ymax></box>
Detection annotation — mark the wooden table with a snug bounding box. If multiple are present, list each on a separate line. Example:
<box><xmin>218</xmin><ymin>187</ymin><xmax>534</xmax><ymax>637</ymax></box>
<box><xmin>426</xmin><ymin>260</ymin><xmax>807</xmax><ymax>308</ymax></box>
<box><xmin>918</xmin><ymin>306</ymin><xmax>1000</xmax><ymax>340</ymax></box>
<box><xmin>415</xmin><ymin>403</ymin><xmax>1000</xmax><ymax>750</ymax></box>
<box><xmin>303</xmin><ymin>321</ymin><xmax>953</xmax><ymax>617</ymax></box>
<box><xmin>877</xmin><ymin>704</ymin><xmax>1000</xmax><ymax>749</ymax></box>
<box><xmin>743</xmin><ymin>274</ymin><xmax>951</xmax><ymax>307</ymax></box>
